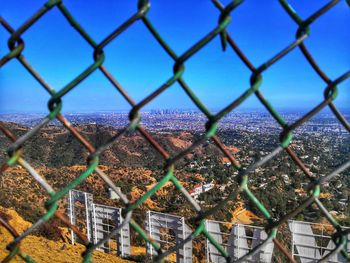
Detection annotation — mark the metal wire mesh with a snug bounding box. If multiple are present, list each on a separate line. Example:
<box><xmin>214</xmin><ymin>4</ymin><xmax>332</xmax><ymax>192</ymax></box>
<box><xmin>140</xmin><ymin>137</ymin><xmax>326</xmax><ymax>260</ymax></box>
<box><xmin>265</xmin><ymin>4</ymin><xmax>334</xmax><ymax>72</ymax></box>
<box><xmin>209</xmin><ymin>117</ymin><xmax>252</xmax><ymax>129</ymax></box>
<box><xmin>0</xmin><ymin>0</ymin><xmax>349</xmax><ymax>262</ymax></box>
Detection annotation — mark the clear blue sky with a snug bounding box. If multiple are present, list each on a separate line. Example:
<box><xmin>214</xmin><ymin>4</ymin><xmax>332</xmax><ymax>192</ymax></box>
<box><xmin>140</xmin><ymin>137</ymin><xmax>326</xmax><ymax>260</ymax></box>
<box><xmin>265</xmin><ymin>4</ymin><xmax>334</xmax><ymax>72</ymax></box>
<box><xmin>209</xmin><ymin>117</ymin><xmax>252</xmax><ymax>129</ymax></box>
<box><xmin>1</xmin><ymin>0</ymin><xmax>349</xmax><ymax>114</ymax></box>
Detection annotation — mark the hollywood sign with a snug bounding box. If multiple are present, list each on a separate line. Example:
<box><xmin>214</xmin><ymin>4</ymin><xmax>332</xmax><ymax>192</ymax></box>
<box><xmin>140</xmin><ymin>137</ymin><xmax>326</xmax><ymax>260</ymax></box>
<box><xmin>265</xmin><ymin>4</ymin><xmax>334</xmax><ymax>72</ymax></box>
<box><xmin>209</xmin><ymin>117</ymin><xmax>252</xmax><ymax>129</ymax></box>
<box><xmin>67</xmin><ymin>189</ymin><xmax>130</xmax><ymax>257</ymax></box>
<box><xmin>67</xmin><ymin>190</ymin><xmax>349</xmax><ymax>262</ymax></box>
<box><xmin>289</xmin><ymin>220</ymin><xmax>350</xmax><ymax>263</ymax></box>
<box><xmin>205</xmin><ymin>220</ymin><xmax>274</xmax><ymax>262</ymax></box>
<box><xmin>145</xmin><ymin>211</ymin><xmax>193</xmax><ymax>262</ymax></box>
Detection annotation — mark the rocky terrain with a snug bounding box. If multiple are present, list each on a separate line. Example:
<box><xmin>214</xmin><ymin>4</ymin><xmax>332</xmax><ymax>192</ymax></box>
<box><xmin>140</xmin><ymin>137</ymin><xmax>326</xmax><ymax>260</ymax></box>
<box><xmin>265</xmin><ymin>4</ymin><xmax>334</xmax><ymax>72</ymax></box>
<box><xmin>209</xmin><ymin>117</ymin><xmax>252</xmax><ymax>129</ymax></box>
<box><xmin>0</xmin><ymin>122</ymin><xmax>349</xmax><ymax>223</ymax></box>
<box><xmin>0</xmin><ymin>122</ymin><xmax>222</xmax><ymax>169</ymax></box>
<box><xmin>0</xmin><ymin>121</ymin><xmax>349</xmax><ymax>262</ymax></box>
<box><xmin>0</xmin><ymin>206</ymin><xmax>134</xmax><ymax>263</ymax></box>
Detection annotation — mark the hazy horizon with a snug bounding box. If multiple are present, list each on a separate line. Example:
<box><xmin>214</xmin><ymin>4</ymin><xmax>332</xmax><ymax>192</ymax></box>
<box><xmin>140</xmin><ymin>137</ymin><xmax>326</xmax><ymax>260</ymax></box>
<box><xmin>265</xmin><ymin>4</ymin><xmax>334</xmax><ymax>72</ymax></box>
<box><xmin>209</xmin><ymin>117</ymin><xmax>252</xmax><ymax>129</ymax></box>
<box><xmin>1</xmin><ymin>106</ymin><xmax>349</xmax><ymax>115</ymax></box>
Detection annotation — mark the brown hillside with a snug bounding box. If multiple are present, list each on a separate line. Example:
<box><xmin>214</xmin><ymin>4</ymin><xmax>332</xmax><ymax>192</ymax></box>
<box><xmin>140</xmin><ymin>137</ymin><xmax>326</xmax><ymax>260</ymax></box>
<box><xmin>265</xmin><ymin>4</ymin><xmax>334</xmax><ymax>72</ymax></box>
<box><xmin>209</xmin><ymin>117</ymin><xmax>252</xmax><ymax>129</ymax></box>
<box><xmin>0</xmin><ymin>207</ymin><xmax>132</xmax><ymax>263</ymax></box>
<box><xmin>0</xmin><ymin>123</ymin><xmax>222</xmax><ymax>168</ymax></box>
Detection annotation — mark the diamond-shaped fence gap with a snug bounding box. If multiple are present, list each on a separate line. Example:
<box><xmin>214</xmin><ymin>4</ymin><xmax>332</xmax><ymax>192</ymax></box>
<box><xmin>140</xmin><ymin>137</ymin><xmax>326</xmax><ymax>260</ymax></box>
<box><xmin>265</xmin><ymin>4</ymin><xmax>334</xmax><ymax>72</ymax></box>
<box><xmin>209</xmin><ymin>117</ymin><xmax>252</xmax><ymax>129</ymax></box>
<box><xmin>226</xmin><ymin>1</ymin><xmax>298</xmax><ymax>66</ymax></box>
<box><xmin>102</xmin><ymin>22</ymin><xmax>174</xmax><ymax>101</ymax></box>
<box><xmin>11</xmin><ymin>7</ymin><xmax>95</xmax><ymax>89</ymax></box>
<box><xmin>58</xmin><ymin>70</ymin><xmax>131</xmax><ymax>114</ymax></box>
<box><xmin>0</xmin><ymin>59</ymin><xmax>51</xmax><ymax>114</ymax></box>
<box><xmin>146</xmin><ymin>0</ymin><xmax>221</xmax><ymax>55</ymax></box>
<box><xmin>181</xmin><ymin>38</ymin><xmax>251</xmax><ymax>112</ymax></box>
<box><xmin>62</xmin><ymin>1</ymin><xmax>138</xmax><ymax>44</ymax></box>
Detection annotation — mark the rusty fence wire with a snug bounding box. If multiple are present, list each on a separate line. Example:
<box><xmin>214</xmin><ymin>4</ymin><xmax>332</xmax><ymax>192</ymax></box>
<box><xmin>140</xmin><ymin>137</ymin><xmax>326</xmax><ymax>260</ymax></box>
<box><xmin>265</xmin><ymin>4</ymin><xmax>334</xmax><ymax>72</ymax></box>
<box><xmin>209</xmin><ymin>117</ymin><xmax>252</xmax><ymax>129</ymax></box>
<box><xmin>0</xmin><ymin>0</ymin><xmax>350</xmax><ymax>262</ymax></box>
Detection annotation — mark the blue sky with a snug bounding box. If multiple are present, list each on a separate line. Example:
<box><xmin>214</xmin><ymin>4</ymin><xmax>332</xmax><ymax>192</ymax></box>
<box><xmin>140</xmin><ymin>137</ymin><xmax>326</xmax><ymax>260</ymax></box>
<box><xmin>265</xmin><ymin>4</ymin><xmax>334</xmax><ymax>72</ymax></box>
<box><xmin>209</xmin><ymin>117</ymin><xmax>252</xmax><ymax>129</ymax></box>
<box><xmin>1</xmin><ymin>0</ymin><xmax>349</xmax><ymax>114</ymax></box>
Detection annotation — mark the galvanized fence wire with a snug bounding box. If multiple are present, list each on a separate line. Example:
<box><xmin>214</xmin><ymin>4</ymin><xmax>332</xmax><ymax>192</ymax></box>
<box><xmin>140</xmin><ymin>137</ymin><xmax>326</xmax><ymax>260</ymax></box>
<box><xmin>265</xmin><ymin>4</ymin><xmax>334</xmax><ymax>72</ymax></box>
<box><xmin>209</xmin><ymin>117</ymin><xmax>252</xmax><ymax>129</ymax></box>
<box><xmin>0</xmin><ymin>0</ymin><xmax>349</xmax><ymax>262</ymax></box>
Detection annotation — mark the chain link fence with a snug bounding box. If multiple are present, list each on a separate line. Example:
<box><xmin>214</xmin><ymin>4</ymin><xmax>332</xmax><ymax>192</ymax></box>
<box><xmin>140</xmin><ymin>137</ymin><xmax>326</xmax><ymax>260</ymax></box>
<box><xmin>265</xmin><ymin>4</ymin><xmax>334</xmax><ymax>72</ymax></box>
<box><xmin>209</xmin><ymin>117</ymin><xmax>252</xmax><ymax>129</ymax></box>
<box><xmin>0</xmin><ymin>0</ymin><xmax>349</xmax><ymax>262</ymax></box>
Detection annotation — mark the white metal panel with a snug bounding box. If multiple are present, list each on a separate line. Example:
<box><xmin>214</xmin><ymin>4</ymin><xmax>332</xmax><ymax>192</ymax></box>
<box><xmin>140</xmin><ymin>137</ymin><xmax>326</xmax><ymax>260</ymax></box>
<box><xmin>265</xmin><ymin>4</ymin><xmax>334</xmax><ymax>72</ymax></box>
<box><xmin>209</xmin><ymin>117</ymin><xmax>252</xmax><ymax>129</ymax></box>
<box><xmin>146</xmin><ymin>211</ymin><xmax>193</xmax><ymax>263</ymax></box>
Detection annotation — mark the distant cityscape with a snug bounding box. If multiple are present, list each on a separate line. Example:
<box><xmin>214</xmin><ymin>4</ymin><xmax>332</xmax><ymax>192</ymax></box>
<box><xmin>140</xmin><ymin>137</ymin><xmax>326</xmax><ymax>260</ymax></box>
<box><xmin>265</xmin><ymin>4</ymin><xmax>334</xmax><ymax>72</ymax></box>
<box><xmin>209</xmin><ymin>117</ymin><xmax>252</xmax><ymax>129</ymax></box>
<box><xmin>0</xmin><ymin>109</ymin><xmax>348</xmax><ymax>137</ymax></box>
